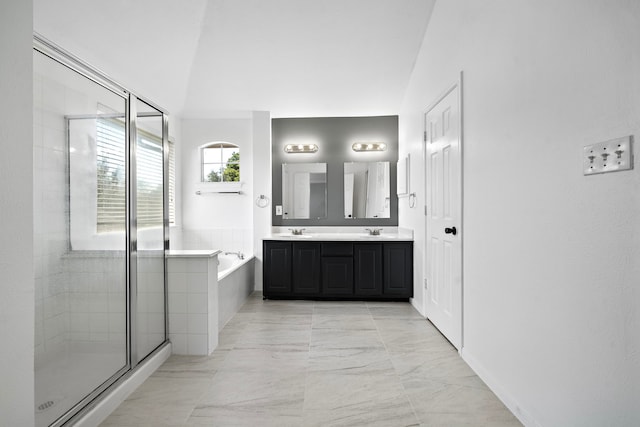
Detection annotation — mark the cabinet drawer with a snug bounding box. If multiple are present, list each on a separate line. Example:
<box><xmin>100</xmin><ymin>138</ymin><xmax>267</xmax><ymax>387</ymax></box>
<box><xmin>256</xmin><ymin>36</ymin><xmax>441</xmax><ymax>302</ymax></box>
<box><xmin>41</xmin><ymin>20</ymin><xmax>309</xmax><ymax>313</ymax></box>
<box><xmin>321</xmin><ymin>242</ymin><xmax>353</xmax><ymax>257</ymax></box>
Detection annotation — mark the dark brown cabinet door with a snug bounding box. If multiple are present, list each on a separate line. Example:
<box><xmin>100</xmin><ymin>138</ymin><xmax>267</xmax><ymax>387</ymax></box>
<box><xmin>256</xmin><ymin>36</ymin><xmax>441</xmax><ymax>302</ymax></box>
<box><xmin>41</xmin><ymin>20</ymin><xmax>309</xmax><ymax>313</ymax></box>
<box><xmin>263</xmin><ymin>241</ymin><xmax>292</xmax><ymax>296</ymax></box>
<box><xmin>321</xmin><ymin>257</ymin><xmax>353</xmax><ymax>296</ymax></box>
<box><xmin>383</xmin><ymin>243</ymin><xmax>413</xmax><ymax>297</ymax></box>
<box><xmin>293</xmin><ymin>242</ymin><xmax>321</xmax><ymax>295</ymax></box>
<box><xmin>354</xmin><ymin>244</ymin><xmax>383</xmax><ymax>296</ymax></box>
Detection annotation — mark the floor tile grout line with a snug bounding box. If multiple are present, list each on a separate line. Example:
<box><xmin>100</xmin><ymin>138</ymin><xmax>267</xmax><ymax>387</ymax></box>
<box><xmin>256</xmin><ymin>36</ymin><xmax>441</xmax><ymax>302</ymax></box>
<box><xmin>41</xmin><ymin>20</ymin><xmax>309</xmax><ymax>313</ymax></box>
<box><xmin>369</xmin><ymin>302</ymin><xmax>424</xmax><ymax>426</ymax></box>
<box><xmin>301</xmin><ymin>301</ymin><xmax>316</xmax><ymax>415</ymax></box>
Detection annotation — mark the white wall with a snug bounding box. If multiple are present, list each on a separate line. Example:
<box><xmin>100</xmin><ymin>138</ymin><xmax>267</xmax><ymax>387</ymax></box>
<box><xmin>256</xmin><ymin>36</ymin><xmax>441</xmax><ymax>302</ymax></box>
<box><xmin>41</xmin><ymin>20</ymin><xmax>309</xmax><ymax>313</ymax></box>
<box><xmin>399</xmin><ymin>1</ymin><xmax>640</xmax><ymax>426</ymax></box>
<box><xmin>169</xmin><ymin>115</ymin><xmax>182</xmax><ymax>230</ymax></box>
<box><xmin>0</xmin><ymin>1</ymin><xmax>34</xmax><ymax>425</ymax></box>
<box><xmin>252</xmin><ymin>111</ymin><xmax>272</xmax><ymax>291</ymax></box>
<box><xmin>177</xmin><ymin>113</ymin><xmax>272</xmax><ymax>291</ymax></box>
<box><xmin>178</xmin><ymin>116</ymin><xmax>257</xmax><ymax>254</ymax></box>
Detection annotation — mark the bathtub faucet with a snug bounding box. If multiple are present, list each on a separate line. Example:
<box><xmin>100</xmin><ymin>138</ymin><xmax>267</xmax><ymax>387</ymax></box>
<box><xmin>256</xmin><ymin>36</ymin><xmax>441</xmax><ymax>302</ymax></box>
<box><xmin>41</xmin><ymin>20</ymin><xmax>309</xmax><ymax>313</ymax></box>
<box><xmin>225</xmin><ymin>251</ymin><xmax>245</xmax><ymax>260</ymax></box>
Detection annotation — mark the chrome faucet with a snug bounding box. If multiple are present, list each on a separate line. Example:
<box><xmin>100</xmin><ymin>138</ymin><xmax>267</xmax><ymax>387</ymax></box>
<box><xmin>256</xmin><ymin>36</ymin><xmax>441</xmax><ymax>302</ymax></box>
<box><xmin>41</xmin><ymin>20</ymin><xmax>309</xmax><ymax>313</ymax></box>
<box><xmin>365</xmin><ymin>228</ymin><xmax>382</xmax><ymax>236</ymax></box>
<box><xmin>288</xmin><ymin>228</ymin><xmax>305</xmax><ymax>235</ymax></box>
<box><xmin>225</xmin><ymin>251</ymin><xmax>245</xmax><ymax>260</ymax></box>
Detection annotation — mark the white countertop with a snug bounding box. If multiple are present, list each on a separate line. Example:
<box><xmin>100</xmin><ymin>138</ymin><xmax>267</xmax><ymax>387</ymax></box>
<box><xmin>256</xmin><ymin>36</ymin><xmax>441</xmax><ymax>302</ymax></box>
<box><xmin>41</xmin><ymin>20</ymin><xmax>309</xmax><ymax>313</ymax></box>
<box><xmin>166</xmin><ymin>249</ymin><xmax>222</xmax><ymax>258</ymax></box>
<box><xmin>263</xmin><ymin>228</ymin><xmax>413</xmax><ymax>242</ymax></box>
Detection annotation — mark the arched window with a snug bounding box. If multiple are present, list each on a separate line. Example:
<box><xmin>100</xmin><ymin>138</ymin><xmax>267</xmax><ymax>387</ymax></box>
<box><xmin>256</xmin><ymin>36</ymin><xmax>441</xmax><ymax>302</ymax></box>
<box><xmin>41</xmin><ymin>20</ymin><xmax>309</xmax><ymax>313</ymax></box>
<box><xmin>201</xmin><ymin>142</ymin><xmax>240</xmax><ymax>183</ymax></box>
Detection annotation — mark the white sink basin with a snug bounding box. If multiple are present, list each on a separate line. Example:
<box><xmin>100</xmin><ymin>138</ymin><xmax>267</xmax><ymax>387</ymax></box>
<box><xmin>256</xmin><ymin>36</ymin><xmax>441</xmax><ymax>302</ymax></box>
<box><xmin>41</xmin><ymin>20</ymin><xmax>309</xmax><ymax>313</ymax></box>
<box><xmin>272</xmin><ymin>233</ymin><xmax>313</xmax><ymax>239</ymax></box>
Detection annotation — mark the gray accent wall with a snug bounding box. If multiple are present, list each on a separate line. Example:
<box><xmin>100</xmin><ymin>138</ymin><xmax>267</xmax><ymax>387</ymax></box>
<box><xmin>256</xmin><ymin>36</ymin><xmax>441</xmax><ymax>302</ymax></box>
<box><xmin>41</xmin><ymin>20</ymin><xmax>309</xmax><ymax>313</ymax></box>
<box><xmin>272</xmin><ymin>116</ymin><xmax>398</xmax><ymax>226</ymax></box>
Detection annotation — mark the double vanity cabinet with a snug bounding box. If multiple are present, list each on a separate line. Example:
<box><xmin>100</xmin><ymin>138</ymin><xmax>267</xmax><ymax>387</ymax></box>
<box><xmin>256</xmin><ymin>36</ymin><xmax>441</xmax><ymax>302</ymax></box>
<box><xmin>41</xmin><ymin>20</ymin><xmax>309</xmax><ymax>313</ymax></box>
<box><xmin>263</xmin><ymin>235</ymin><xmax>413</xmax><ymax>301</ymax></box>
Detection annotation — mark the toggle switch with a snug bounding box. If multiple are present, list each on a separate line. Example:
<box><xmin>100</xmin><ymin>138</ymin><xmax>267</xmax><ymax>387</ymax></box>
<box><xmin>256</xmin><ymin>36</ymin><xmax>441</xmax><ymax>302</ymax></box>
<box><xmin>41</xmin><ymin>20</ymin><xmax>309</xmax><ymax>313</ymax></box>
<box><xmin>583</xmin><ymin>135</ymin><xmax>634</xmax><ymax>175</ymax></box>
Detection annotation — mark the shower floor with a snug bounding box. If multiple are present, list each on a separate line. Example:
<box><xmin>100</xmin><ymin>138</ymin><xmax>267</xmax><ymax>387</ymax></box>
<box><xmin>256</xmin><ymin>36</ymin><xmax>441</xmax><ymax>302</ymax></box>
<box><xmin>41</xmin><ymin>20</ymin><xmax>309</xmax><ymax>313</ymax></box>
<box><xmin>35</xmin><ymin>343</ymin><xmax>125</xmax><ymax>427</ymax></box>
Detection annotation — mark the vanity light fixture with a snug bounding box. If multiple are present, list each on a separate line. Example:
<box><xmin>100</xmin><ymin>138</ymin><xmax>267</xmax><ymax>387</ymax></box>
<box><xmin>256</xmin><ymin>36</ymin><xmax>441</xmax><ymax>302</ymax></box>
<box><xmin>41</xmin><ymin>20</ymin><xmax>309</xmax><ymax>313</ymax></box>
<box><xmin>352</xmin><ymin>142</ymin><xmax>386</xmax><ymax>152</ymax></box>
<box><xmin>284</xmin><ymin>144</ymin><xmax>319</xmax><ymax>153</ymax></box>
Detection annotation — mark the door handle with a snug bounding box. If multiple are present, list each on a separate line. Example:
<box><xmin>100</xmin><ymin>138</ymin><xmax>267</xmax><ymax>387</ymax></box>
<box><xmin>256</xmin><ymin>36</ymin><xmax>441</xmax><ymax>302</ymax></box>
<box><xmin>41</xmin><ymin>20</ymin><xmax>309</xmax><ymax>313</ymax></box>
<box><xmin>444</xmin><ymin>226</ymin><xmax>457</xmax><ymax>236</ymax></box>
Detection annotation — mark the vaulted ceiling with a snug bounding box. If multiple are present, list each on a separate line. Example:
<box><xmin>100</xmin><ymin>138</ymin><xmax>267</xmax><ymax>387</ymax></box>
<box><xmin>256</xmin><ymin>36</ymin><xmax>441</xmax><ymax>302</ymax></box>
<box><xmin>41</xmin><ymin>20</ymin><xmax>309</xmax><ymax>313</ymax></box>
<box><xmin>34</xmin><ymin>0</ymin><xmax>435</xmax><ymax>118</ymax></box>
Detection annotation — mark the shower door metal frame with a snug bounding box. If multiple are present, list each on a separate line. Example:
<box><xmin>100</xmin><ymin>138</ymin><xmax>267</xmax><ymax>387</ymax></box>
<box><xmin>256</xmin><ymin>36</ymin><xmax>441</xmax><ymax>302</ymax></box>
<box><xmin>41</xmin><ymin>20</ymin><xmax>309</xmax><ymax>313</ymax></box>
<box><xmin>129</xmin><ymin>94</ymin><xmax>139</xmax><ymax>368</ymax></box>
<box><xmin>33</xmin><ymin>33</ymin><xmax>170</xmax><ymax>427</ymax></box>
<box><xmin>129</xmin><ymin>97</ymin><xmax>170</xmax><ymax>367</ymax></box>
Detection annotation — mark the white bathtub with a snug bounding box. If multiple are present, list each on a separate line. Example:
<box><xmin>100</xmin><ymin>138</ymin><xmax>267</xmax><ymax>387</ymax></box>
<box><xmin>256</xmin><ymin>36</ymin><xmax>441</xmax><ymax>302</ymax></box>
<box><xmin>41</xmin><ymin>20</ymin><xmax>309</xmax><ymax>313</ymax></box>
<box><xmin>217</xmin><ymin>253</ymin><xmax>255</xmax><ymax>330</ymax></box>
<box><xmin>218</xmin><ymin>254</ymin><xmax>244</xmax><ymax>279</ymax></box>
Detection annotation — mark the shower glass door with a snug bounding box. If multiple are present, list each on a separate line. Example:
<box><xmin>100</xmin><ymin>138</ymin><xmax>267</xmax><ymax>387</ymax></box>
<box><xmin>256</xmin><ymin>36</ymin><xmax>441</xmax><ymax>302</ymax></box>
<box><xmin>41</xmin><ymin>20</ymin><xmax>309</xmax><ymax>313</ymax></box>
<box><xmin>34</xmin><ymin>38</ymin><xmax>169</xmax><ymax>427</ymax></box>
<box><xmin>133</xmin><ymin>98</ymin><xmax>167</xmax><ymax>362</ymax></box>
<box><xmin>34</xmin><ymin>51</ymin><xmax>129</xmax><ymax>427</ymax></box>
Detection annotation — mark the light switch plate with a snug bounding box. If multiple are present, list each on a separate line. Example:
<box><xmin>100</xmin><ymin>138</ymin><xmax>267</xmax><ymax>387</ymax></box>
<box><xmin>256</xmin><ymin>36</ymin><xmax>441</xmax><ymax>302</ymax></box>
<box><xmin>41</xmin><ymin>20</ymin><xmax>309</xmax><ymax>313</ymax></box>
<box><xmin>275</xmin><ymin>205</ymin><xmax>283</xmax><ymax>215</ymax></box>
<box><xmin>583</xmin><ymin>135</ymin><xmax>633</xmax><ymax>175</ymax></box>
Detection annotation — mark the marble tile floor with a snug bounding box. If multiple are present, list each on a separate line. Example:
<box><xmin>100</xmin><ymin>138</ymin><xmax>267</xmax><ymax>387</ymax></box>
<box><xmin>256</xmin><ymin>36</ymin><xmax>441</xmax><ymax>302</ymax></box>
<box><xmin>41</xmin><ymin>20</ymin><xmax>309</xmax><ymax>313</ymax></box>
<box><xmin>100</xmin><ymin>292</ymin><xmax>521</xmax><ymax>427</ymax></box>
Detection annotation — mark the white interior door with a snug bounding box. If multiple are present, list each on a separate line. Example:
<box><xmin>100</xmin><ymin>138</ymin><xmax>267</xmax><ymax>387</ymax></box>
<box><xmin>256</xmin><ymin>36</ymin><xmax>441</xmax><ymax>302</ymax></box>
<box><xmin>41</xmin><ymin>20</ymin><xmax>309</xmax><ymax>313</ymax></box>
<box><xmin>425</xmin><ymin>82</ymin><xmax>462</xmax><ymax>349</ymax></box>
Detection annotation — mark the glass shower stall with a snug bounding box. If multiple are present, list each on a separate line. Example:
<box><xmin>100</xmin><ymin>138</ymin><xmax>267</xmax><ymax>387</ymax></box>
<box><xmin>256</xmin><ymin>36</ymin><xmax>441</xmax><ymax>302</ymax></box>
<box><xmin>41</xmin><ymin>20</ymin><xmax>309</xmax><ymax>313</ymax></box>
<box><xmin>33</xmin><ymin>36</ymin><xmax>169</xmax><ymax>427</ymax></box>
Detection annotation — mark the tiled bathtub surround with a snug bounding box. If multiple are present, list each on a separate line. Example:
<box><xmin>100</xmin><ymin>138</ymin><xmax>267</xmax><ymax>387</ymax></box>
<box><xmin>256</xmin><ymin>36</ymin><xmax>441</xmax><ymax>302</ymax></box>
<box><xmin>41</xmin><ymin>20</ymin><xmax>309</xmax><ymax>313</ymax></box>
<box><xmin>167</xmin><ymin>251</ymin><xmax>220</xmax><ymax>356</ymax></box>
<box><xmin>100</xmin><ymin>293</ymin><xmax>522</xmax><ymax>426</ymax></box>
<box><xmin>172</xmin><ymin>227</ymin><xmax>252</xmax><ymax>255</ymax></box>
<box><xmin>217</xmin><ymin>256</ymin><xmax>255</xmax><ymax>331</ymax></box>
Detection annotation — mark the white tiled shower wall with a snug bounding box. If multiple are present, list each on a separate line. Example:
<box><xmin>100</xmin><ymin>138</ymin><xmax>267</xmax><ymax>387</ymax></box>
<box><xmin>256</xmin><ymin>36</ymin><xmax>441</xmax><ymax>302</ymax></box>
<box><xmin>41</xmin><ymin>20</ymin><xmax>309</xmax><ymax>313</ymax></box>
<box><xmin>137</xmin><ymin>254</ymin><xmax>167</xmax><ymax>357</ymax></box>
<box><xmin>63</xmin><ymin>255</ymin><xmax>127</xmax><ymax>350</ymax></box>
<box><xmin>34</xmin><ymin>68</ymin><xmax>72</xmax><ymax>362</ymax></box>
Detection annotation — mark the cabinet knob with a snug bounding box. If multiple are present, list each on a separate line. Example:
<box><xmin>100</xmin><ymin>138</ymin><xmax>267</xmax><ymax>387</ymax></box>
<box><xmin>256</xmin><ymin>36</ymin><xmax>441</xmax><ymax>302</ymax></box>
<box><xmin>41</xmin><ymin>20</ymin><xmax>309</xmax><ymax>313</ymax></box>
<box><xmin>444</xmin><ymin>226</ymin><xmax>457</xmax><ymax>236</ymax></box>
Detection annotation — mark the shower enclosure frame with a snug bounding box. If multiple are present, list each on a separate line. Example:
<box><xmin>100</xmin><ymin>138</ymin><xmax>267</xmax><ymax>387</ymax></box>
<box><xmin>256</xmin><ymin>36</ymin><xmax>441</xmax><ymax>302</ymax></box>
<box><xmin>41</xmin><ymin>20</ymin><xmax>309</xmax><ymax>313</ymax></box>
<box><xmin>33</xmin><ymin>33</ymin><xmax>170</xmax><ymax>427</ymax></box>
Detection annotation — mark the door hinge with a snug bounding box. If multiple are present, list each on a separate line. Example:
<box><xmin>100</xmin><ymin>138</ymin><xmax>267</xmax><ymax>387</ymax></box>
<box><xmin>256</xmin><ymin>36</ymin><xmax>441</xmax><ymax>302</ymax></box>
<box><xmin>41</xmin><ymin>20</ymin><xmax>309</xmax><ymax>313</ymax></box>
<box><xmin>423</xmin><ymin>131</ymin><xmax>427</xmax><ymax>142</ymax></box>
<box><xmin>424</xmin><ymin>205</ymin><xmax>428</xmax><ymax>216</ymax></box>
<box><xmin>424</xmin><ymin>278</ymin><xmax>428</xmax><ymax>289</ymax></box>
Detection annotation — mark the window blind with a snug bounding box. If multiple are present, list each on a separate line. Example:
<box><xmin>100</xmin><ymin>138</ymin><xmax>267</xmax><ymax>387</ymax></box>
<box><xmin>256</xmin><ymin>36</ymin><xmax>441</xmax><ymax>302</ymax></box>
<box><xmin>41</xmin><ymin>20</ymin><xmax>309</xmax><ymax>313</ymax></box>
<box><xmin>96</xmin><ymin>119</ymin><xmax>174</xmax><ymax>232</ymax></box>
<box><xmin>136</xmin><ymin>135</ymin><xmax>164</xmax><ymax>228</ymax></box>
<box><xmin>96</xmin><ymin>118</ymin><xmax>126</xmax><ymax>232</ymax></box>
<box><xmin>169</xmin><ymin>141</ymin><xmax>175</xmax><ymax>225</ymax></box>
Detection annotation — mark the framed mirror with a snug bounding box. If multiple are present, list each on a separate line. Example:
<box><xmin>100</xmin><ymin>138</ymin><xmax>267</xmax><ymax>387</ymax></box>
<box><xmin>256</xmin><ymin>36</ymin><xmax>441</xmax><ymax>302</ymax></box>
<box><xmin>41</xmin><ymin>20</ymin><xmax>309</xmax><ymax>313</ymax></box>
<box><xmin>282</xmin><ymin>163</ymin><xmax>327</xmax><ymax>219</ymax></box>
<box><xmin>344</xmin><ymin>161</ymin><xmax>390</xmax><ymax>219</ymax></box>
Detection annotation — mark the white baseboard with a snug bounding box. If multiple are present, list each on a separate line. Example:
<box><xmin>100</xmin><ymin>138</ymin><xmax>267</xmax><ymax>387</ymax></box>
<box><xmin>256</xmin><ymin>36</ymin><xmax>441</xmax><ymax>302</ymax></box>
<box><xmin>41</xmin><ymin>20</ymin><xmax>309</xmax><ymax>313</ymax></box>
<box><xmin>460</xmin><ymin>348</ymin><xmax>541</xmax><ymax>427</ymax></box>
<box><xmin>410</xmin><ymin>297</ymin><xmax>426</xmax><ymax>317</ymax></box>
<box><xmin>74</xmin><ymin>343</ymin><xmax>172</xmax><ymax>427</ymax></box>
